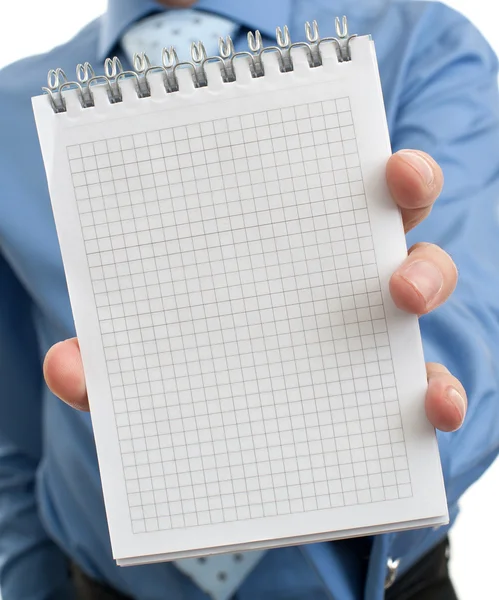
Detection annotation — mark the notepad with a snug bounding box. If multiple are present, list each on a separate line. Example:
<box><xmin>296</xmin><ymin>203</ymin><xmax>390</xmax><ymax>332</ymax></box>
<box><xmin>32</xmin><ymin>22</ymin><xmax>448</xmax><ymax>566</ymax></box>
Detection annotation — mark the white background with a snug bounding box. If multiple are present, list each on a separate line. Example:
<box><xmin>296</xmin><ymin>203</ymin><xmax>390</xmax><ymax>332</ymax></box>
<box><xmin>0</xmin><ymin>1</ymin><xmax>498</xmax><ymax>598</ymax></box>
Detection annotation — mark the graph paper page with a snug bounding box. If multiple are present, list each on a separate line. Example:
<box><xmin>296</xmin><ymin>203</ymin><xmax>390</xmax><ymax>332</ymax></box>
<box><xmin>33</xmin><ymin>37</ymin><xmax>447</xmax><ymax>564</ymax></box>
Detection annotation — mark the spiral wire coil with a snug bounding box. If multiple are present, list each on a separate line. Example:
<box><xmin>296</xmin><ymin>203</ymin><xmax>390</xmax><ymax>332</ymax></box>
<box><xmin>43</xmin><ymin>17</ymin><xmax>356</xmax><ymax>114</ymax></box>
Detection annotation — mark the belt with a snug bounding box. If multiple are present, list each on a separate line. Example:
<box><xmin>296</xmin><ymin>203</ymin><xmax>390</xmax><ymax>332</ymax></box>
<box><xmin>71</xmin><ymin>537</ymin><xmax>456</xmax><ymax>600</ymax></box>
<box><xmin>71</xmin><ymin>561</ymin><xmax>132</xmax><ymax>600</ymax></box>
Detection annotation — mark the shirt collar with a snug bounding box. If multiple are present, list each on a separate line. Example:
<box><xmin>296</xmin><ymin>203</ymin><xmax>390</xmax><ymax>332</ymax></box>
<box><xmin>100</xmin><ymin>0</ymin><xmax>291</xmax><ymax>61</ymax></box>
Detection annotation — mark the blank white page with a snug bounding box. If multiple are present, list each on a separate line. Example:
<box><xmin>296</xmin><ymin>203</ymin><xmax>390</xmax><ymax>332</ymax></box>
<box><xmin>33</xmin><ymin>35</ymin><xmax>448</xmax><ymax>565</ymax></box>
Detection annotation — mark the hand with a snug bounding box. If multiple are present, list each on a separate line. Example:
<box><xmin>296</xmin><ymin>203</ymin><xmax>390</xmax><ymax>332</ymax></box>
<box><xmin>44</xmin><ymin>149</ymin><xmax>467</xmax><ymax>432</ymax></box>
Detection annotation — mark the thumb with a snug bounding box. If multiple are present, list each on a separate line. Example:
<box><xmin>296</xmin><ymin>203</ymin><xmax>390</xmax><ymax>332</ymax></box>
<box><xmin>43</xmin><ymin>338</ymin><xmax>89</xmax><ymax>411</ymax></box>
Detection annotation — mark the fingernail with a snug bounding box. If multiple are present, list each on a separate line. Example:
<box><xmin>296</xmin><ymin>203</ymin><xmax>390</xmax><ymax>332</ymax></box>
<box><xmin>399</xmin><ymin>260</ymin><xmax>443</xmax><ymax>305</ymax></box>
<box><xmin>398</xmin><ymin>150</ymin><xmax>434</xmax><ymax>188</ymax></box>
<box><xmin>445</xmin><ymin>387</ymin><xmax>466</xmax><ymax>421</ymax></box>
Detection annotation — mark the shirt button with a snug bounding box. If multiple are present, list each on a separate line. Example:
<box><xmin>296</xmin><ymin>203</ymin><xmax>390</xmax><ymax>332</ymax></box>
<box><xmin>384</xmin><ymin>557</ymin><xmax>400</xmax><ymax>590</ymax></box>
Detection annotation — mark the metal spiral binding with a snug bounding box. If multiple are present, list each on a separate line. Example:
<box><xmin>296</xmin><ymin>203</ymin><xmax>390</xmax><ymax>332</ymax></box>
<box><xmin>43</xmin><ymin>17</ymin><xmax>356</xmax><ymax>114</ymax></box>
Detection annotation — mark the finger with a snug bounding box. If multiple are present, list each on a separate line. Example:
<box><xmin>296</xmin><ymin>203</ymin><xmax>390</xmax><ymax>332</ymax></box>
<box><xmin>387</xmin><ymin>150</ymin><xmax>444</xmax><ymax>233</ymax></box>
<box><xmin>425</xmin><ymin>362</ymin><xmax>467</xmax><ymax>432</ymax></box>
<box><xmin>43</xmin><ymin>338</ymin><xmax>89</xmax><ymax>411</ymax></box>
<box><xmin>389</xmin><ymin>242</ymin><xmax>458</xmax><ymax>315</ymax></box>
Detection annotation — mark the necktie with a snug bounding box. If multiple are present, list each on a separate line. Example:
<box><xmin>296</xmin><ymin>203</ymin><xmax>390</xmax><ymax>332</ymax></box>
<box><xmin>121</xmin><ymin>10</ymin><xmax>265</xmax><ymax>600</ymax></box>
<box><xmin>122</xmin><ymin>9</ymin><xmax>236</xmax><ymax>65</ymax></box>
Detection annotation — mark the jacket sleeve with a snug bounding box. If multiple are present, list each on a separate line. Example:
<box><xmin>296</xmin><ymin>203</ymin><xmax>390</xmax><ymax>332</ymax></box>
<box><xmin>0</xmin><ymin>255</ymin><xmax>72</xmax><ymax>599</ymax></box>
<box><xmin>391</xmin><ymin>2</ymin><xmax>499</xmax><ymax>506</ymax></box>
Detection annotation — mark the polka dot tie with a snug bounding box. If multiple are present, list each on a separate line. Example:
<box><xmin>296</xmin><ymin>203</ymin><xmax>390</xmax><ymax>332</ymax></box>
<box><xmin>122</xmin><ymin>9</ymin><xmax>237</xmax><ymax>65</ymax></box>
<box><xmin>121</xmin><ymin>10</ymin><xmax>265</xmax><ymax>600</ymax></box>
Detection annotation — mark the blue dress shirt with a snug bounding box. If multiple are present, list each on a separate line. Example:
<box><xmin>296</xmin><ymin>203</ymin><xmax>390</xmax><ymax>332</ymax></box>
<box><xmin>0</xmin><ymin>1</ymin><xmax>499</xmax><ymax>599</ymax></box>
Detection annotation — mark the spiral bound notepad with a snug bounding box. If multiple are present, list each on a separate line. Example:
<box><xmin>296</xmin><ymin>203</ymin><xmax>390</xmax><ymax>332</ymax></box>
<box><xmin>32</xmin><ymin>19</ymin><xmax>448</xmax><ymax>566</ymax></box>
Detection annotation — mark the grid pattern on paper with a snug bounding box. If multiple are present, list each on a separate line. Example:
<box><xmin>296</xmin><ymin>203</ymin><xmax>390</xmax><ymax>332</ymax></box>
<box><xmin>67</xmin><ymin>97</ymin><xmax>412</xmax><ymax>534</ymax></box>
